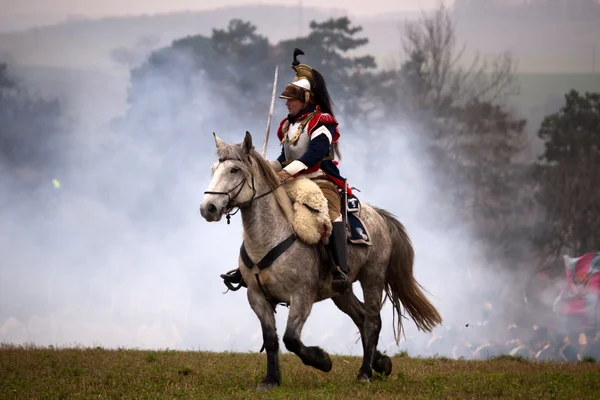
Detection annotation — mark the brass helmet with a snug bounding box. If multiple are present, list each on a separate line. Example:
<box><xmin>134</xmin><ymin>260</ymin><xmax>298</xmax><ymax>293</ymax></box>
<box><xmin>279</xmin><ymin>48</ymin><xmax>315</xmax><ymax>105</ymax></box>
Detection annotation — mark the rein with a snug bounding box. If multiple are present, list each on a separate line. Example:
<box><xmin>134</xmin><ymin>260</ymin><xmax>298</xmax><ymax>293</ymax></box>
<box><xmin>205</xmin><ymin>153</ymin><xmax>293</xmax><ymax>326</ymax></box>
<box><xmin>203</xmin><ymin>157</ymin><xmax>282</xmax><ymax>224</ymax></box>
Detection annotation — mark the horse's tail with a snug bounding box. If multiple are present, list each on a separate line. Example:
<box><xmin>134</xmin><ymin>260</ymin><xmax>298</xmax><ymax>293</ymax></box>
<box><xmin>375</xmin><ymin>207</ymin><xmax>443</xmax><ymax>344</ymax></box>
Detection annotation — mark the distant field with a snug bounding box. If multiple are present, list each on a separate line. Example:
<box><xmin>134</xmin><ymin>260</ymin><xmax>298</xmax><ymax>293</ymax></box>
<box><xmin>1</xmin><ymin>345</ymin><xmax>599</xmax><ymax>399</ymax></box>
<box><xmin>515</xmin><ymin>73</ymin><xmax>600</xmax><ymax>108</ymax></box>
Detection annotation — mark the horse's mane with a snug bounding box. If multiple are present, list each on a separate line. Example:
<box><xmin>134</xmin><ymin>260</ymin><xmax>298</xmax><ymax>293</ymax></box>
<box><xmin>216</xmin><ymin>142</ymin><xmax>294</xmax><ymax>226</ymax></box>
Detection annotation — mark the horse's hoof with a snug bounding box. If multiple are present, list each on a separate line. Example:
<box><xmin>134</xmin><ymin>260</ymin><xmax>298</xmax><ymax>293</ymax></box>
<box><xmin>256</xmin><ymin>380</ymin><xmax>278</xmax><ymax>391</ymax></box>
<box><xmin>302</xmin><ymin>346</ymin><xmax>332</xmax><ymax>372</ymax></box>
<box><xmin>356</xmin><ymin>372</ymin><xmax>371</xmax><ymax>383</ymax></box>
<box><xmin>319</xmin><ymin>354</ymin><xmax>333</xmax><ymax>373</ymax></box>
<box><xmin>373</xmin><ymin>354</ymin><xmax>393</xmax><ymax>376</ymax></box>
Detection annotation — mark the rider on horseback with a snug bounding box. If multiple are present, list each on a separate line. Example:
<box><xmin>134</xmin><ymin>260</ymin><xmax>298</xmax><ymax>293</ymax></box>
<box><xmin>220</xmin><ymin>48</ymin><xmax>351</xmax><ymax>294</ymax></box>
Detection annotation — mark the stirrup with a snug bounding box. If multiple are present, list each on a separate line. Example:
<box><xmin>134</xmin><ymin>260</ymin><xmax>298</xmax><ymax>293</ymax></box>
<box><xmin>220</xmin><ymin>269</ymin><xmax>245</xmax><ymax>292</ymax></box>
<box><xmin>332</xmin><ymin>267</ymin><xmax>350</xmax><ymax>294</ymax></box>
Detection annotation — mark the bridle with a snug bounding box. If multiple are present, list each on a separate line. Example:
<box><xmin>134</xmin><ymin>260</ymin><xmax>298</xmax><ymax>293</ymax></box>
<box><xmin>203</xmin><ymin>157</ymin><xmax>280</xmax><ymax>224</ymax></box>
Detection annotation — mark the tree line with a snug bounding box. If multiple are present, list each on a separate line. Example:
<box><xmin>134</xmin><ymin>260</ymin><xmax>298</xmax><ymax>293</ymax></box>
<box><xmin>0</xmin><ymin>64</ymin><xmax>64</xmax><ymax>194</ymax></box>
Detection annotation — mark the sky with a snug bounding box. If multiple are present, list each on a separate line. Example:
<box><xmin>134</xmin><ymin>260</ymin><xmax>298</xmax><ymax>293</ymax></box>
<box><xmin>3</xmin><ymin>0</ymin><xmax>446</xmax><ymax>16</ymax></box>
<box><xmin>1</xmin><ymin>0</ymin><xmax>448</xmax><ymax>30</ymax></box>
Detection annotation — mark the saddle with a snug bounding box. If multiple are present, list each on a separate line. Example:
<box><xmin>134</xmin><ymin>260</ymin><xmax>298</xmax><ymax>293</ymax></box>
<box><xmin>283</xmin><ymin>178</ymin><xmax>371</xmax><ymax>246</ymax></box>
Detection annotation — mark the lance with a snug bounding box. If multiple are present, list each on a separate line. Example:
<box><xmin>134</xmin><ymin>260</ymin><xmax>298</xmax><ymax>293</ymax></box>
<box><xmin>261</xmin><ymin>64</ymin><xmax>279</xmax><ymax>157</ymax></box>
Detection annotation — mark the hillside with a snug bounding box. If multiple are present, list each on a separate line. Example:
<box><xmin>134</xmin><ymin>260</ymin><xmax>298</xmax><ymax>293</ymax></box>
<box><xmin>0</xmin><ymin>5</ymin><xmax>352</xmax><ymax>72</ymax></box>
<box><xmin>1</xmin><ymin>345</ymin><xmax>599</xmax><ymax>399</ymax></box>
<box><xmin>0</xmin><ymin>5</ymin><xmax>598</xmax><ymax>73</ymax></box>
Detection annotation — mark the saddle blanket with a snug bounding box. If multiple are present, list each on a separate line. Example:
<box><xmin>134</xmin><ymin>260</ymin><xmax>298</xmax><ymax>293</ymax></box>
<box><xmin>346</xmin><ymin>193</ymin><xmax>371</xmax><ymax>246</ymax></box>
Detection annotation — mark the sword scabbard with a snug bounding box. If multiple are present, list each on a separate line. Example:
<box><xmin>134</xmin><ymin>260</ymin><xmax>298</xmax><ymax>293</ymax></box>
<box><xmin>342</xmin><ymin>179</ymin><xmax>348</xmax><ymax>228</ymax></box>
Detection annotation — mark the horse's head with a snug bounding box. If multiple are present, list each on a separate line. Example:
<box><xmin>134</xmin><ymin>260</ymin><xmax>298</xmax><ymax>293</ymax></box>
<box><xmin>200</xmin><ymin>131</ymin><xmax>274</xmax><ymax>222</ymax></box>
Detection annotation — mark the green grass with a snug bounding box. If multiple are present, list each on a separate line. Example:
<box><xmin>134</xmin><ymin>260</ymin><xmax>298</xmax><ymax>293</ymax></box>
<box><xmin>1</xmin><ymin>344</ymin><xmax>600</xmax><ymax>399</ymax></box>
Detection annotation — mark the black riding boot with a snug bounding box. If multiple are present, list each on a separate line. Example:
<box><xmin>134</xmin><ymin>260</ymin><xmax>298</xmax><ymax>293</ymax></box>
<box><xmin>328</xmin><ymin>220</ymin><xmax>350</xmax><ymax>294</ymax></box>
<box><xmin>220</xmin><ymin>268</ymin><xmax>247</xmax><ymax>291</ymax></box>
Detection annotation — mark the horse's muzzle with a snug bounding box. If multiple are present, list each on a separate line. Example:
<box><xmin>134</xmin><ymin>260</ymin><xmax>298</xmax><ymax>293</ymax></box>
<box><xmin>199</xmin><ymin>200</ymin><xmax>224</xmax><ymax>222</ymax></box>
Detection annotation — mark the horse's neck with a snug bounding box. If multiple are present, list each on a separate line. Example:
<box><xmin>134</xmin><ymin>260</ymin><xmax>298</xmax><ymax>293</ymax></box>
<box><xmin>241</xmin><ymin>189</ymin><xmax>291</xmax><ymax>252</ymax></box>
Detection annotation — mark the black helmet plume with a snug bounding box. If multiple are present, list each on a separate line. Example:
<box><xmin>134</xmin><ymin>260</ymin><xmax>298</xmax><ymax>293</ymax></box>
<box><xmin>292</xmin><ymin>48</ymin><xmax>305</xmax><ymax>66</ymax></box>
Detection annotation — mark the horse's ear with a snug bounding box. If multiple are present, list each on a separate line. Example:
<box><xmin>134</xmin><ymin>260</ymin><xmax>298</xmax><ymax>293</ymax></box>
<box><xmin>242</xmin><ymin>131</ymin><xmax>254</xmax><ymax>154</ymax></box>
<box><xmin>213</xmin><ymin>132</ymin><xmax>225</xmax><ymax>150</ymax></box>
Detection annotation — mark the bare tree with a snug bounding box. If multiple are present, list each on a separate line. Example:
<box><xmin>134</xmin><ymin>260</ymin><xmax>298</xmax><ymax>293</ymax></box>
<box><xmin>400</xmin><ymin>3</ymin><xmax>518</xmax><ymax>116</ymax></box>
<box><xmin>381</xmin><ymin>4</ymin><xmax>534</xmax><ymax>268</ymax></box>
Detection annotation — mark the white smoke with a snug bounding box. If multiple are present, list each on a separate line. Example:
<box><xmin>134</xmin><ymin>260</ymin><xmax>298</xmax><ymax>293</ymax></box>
<box><xmin>0</xmin><ymin>33</ymin><xmax>553</xmax><ymax>358</ymax></box>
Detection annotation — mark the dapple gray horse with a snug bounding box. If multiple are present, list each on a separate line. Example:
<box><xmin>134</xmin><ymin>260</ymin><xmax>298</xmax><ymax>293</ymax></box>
<box><xmin>200</xmin><ymin>132</ymin><xmax>442</xmax><ymax>390</ymax></box>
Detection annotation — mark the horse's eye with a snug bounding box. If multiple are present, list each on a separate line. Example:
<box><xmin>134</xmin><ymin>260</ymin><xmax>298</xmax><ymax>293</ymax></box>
<box><xmin>230</xmin><ymin>167</ymin><xmax>240</xmax><ymax>174</ymax></box>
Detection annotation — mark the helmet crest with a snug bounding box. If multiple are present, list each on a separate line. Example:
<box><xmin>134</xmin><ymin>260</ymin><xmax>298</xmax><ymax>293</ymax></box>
<box><xmin>279</xmin><ymin>48</ymin><xmax>315</xmax><ymax>104</ymax></box>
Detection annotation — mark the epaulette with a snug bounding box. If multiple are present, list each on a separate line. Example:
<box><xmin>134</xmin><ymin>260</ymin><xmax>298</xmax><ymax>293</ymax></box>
<box><xmin>306</xmin><ymin>112</ymin><xmax>340</xmax><ymax>142</ymax></box>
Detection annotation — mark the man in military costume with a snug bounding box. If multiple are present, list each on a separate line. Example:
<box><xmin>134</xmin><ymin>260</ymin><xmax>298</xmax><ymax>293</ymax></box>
<box><xmin>220</xmin><ymin>48</ymin><xmax>351</xmax><ymax>294</ymax></box>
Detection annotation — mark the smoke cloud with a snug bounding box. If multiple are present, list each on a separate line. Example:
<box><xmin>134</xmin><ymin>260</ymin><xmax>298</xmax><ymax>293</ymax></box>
<box><xmin>0</xmin><ymin>37</ymin><xmax>561</xmax><ymax>359</ymax></box>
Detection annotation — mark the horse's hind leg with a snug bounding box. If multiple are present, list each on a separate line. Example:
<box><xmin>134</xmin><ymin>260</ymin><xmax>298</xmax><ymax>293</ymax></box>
<box><xmin>247</xmin><ymin>288</ymin><xmax>281</xmax><ymax>391</ymax></box>
<box><xmin>283</xmin><ymin>295</ymin><xmax>332</xmax><ymax>372</ymax></box>
<box><xmin>332</xmin><ymin>289</ymin><xmax>367</xmax><ymax>349</ymax></box>
<box><xmin>355</xmin><ymin>280</ymin><xmax>385</xmax><ymax>381</ymax></box>
<box><xmin>332</xmin><ymin>289</ymin><xmax>392</xmax><ymax>378</ymax></box>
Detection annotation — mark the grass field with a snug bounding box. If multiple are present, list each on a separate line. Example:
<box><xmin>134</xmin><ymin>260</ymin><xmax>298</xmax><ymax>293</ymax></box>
<box><xmin>1</xmin><ymin>345</ymin><xmax>599</xmax><ymax>399</ymax></box>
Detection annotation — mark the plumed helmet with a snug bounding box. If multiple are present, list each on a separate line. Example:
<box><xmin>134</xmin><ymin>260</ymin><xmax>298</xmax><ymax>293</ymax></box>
<box><xmin>279</xmin><ymin>48</ymin><xmax>316</xmax><ymax>105</ymax></box>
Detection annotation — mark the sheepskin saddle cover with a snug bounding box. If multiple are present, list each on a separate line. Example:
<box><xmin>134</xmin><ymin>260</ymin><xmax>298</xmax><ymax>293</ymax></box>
<box><xmin>284</xmin><ymin>177</ymin><xmax>332</xmax><ymax>245</ymax></box>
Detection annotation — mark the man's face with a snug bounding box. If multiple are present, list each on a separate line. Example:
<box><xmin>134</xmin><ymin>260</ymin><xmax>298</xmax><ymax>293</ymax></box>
<box><xmin>285</xmin><ymin>98</ymin><xmax>304</xmax><ymax>117</ymax></box>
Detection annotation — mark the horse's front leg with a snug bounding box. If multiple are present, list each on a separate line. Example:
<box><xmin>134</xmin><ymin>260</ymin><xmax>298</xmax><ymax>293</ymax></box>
<box><xmin>247</xmin><ymin>287</ymin><xmax>280</xmax><ymax>391</ymax></box>
<box><xmin>283</xmin><ymin>294</ymin><xmax>332</xmax><ymax>372</ymax></box>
